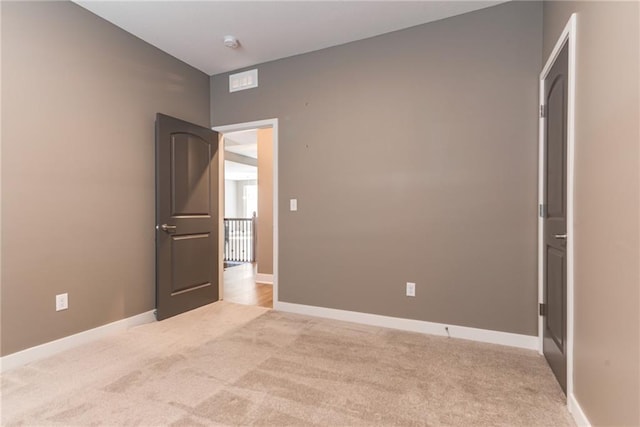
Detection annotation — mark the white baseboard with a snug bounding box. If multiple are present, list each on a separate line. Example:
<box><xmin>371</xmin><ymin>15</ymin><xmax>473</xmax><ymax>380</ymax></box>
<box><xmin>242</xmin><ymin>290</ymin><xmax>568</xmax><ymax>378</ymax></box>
<box><xmin>255</xmin><ymin>273</ymin><xmax>273</xmax><ymax>285</ymax></box>
<box><xmin>0</xmin><ymin>310</ymin><xmax>155</xmax><ymax>373</ymax></box>
<box><xmin>568</xmin><ymin>393</ymin><xmax>591</xmax><ymax>427</ymax></box>
<box><xmin>274</xmin><ymin>301</ymin><xmax>538</xmax><ymax>350</ymax></box>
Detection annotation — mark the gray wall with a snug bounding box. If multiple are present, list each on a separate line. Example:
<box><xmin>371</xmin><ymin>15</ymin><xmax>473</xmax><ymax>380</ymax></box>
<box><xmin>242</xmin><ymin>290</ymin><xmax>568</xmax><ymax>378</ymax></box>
<box><xmin>543</xmin><ymin>2</ymin><xmax>639</xmax><ymax>426</ymax></box>
<box><xmin>1</xmin><ymin>1</ymin><xmax>210</xmax><ymax>356</ymax></box>
<box><xmin>211</xmin><ymin>1</ymin><xmax>542</xmax><ymax>335</ymax></box>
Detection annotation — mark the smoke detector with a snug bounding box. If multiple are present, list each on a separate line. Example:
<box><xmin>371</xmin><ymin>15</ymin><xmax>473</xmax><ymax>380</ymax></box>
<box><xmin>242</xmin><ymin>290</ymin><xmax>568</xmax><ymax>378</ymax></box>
<box><xmin>223</xmin><ymin>35</ymin><xmax>239</xmax><ymax>49</ymax></box>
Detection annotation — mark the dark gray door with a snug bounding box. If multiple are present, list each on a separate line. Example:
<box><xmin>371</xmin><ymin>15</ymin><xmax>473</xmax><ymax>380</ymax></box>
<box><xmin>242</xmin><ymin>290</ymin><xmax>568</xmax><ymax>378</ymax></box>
<box><xmin>156</xmin><ymin>113</ymin><xmax>219</xmax><ymax>321</ymax></box>
<box><xmin>542</xmin><ymin>43</ymin><xmax>568</xmax><ymax>393</ymax></box>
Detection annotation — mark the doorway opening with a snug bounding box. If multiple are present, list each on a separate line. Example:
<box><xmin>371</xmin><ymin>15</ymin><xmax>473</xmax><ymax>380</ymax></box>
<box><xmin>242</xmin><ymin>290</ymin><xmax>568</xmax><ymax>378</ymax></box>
<box><xmin>223</xmin><ymin>129</ymin><xmax>258</xmax><ymax>271</ymax></box>
<box><xmin>214</xmin><ymin>119</ymin><xmax>278</xmax><ymax>309</ymax></box>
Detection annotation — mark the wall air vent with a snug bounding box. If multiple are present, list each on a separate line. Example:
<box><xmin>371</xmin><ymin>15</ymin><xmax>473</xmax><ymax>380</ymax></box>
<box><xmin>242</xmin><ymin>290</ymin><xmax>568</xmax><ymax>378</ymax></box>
<box><xmin>229</xmin><ymin>69</ymin><xmax>258</xmax><ymax>93</ymax></box>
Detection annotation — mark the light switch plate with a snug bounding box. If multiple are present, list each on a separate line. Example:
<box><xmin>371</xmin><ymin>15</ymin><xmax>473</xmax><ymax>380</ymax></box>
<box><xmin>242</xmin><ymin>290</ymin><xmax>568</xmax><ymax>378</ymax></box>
<box><xmin>290</xmin><ymin>199</ymin><xmax>298</xmax><ymax>211</ymax></box>
<box><xmin>406</xmin><ymin>282</ymin><xmax>416</xmax><ymax>297</ymax></box>
<box><xmin>56</xmin><ymin>293</ymin><xmax>68</xmax><ymax>311</ymax></box>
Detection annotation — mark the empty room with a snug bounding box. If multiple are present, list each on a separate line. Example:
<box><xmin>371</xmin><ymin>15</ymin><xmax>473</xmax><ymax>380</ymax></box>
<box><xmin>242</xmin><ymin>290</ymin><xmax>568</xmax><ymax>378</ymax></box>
<box><xmin>1</xmin><ymin>1</ymin><xmax>638</xmax><ymax>426</ymax></box>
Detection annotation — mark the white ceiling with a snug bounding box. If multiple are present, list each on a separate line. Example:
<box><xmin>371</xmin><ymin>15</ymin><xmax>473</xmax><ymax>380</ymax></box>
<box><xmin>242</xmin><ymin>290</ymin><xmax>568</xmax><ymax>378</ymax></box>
<box><xmin>74</xmin><ymin>1</ymin><xmax>505</xmax><ymax>76</ymax></box>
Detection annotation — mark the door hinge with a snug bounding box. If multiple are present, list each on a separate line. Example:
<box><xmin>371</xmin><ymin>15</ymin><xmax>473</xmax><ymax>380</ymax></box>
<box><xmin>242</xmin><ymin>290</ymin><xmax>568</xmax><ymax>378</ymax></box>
<box><xmin>539</xmin><ymin>303</ymin><xmax>547</xmax><ymax>316</ymax></box>
<box><xmin>540</xmin><ymin>104</ymin><xmax>546</xmax><ymax>118</ymax></box>
<box><xmin>539</xmin><ymin>203</ymin><xmax>546</xmax><ymax>218</ymax></box>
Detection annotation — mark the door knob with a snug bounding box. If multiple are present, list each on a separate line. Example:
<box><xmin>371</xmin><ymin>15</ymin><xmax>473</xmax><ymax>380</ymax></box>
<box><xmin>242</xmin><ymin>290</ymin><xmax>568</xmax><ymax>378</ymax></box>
<box><xmin>159</xmin><ymin>224</ymin><xmax>177</xmax><ymax>233</ymax></box>
<box><xmin>554</xmin><ymin>233</ymin><xmax>567</xmax><ymax>240</ymax></box>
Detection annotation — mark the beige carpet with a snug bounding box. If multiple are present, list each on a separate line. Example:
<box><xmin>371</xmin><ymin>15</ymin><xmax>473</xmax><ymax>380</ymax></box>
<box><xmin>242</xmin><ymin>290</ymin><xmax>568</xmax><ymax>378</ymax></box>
<box><xmin>1</xmin><ymin>301</ymin><xmax>573</xmax><ymax>426</ymax></box>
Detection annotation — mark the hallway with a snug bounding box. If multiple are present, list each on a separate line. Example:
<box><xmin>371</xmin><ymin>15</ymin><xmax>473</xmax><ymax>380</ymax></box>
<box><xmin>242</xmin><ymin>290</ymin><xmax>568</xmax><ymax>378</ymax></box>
<box><xmin>223</xmin><ymin>263</ymin><xmax>272</xmax><ymax>308</ymax></box>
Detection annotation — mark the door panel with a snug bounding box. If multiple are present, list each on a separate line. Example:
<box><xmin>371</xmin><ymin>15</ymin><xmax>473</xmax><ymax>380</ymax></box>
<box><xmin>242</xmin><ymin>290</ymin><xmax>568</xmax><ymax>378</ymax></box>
<box><xmin>543</xmin><ymin>43</ymin><xmax>568</xmax><ymax>393</ymax></box>
<box><xmin>171</xmin><ymin>134</ymin><xmax>212</xmax><ymax>216</ymax></box>
<box><xmin>545</xmin><ymin>77</ymin><xmax>566</xmax><ymax>220</ymax></box>
<box><xmin>156</xmin><ymin>113</ymin><xmax>219</xmax><ymax>321</ymax></box>
<box><xmin>546</xmin><ymin>246</ymin><xmax>565</xmax><ymax>349</ymax></box>
<box><xmin>171</xmin><ymin>233</ymin><xmax>213</xmax><ymax>294</ymax></box>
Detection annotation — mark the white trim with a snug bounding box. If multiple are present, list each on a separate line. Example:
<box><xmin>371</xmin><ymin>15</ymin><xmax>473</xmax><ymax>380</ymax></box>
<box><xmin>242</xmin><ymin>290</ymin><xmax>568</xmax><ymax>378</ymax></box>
<box><xmin>275</xmin><ymin>301</ymin><xmax>538</xmax><ymax>350</ymax></box>
<box><xmin>538</xmin><ymin>13</ymin><xmax>577</xmax><ymax>396</ymax></box>
<box><xmin>255</xmin><ymin>273</ymin><xmax>273</xmax><ymax>285</ymax></box>
<box><xmin>568</xmin><ymin>393</ymin><xmax>592</xmax><ymax>427</ymax></box>
<box><xmin>0</xmin><ymin>310</ymin><xmax>155</xmax><ymax>373</ymax></box>
<box><xmin>217</xmin><ymin>133</ymin><xmax>225</xmax><ymax>300</ymax></box>
<box><xmin>214</xmin><ymin>119</ymin><xmax>279</xmax><ymax>306</ymax></box>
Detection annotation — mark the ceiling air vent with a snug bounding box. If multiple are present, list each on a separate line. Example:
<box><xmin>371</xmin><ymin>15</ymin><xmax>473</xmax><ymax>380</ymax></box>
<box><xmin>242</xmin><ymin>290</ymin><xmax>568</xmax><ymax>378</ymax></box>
<box><xmin>229</xmin><ymin>69</ymin><xmax>258</xmax><ymax>93</ymax></box>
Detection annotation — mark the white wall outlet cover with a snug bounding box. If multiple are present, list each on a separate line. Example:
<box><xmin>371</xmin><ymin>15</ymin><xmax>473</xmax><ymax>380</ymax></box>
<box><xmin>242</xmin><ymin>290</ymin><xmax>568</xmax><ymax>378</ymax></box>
<box><xmin>290</xmin><ymin>198</ymin><xmax>298</xmax><ymax>211</ymax></box>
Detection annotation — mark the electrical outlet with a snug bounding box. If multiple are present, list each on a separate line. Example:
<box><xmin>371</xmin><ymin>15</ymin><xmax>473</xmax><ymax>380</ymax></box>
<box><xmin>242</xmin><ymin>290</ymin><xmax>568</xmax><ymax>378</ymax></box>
<box><xmin>56</xmin><ymin>293</ymin><xmax>68</xmax><ymax>311</ymax></box>
<box><xmin>406</xmin><ymin>282</ymin><xmax>416</xmax><ymax>297</ymax></box>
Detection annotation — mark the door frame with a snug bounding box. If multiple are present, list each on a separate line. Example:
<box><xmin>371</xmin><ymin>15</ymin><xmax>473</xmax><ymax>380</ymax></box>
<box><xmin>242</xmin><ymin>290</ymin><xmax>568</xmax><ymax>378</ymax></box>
<box><xmin>213</xmin><ymin>119</ymin><xmax>279</xmax><ymax>305</ymax></box>
<box><xmin>538</xmin><ymin>14</ymin><xmax>576</xmax><ymax>397</ymax></box>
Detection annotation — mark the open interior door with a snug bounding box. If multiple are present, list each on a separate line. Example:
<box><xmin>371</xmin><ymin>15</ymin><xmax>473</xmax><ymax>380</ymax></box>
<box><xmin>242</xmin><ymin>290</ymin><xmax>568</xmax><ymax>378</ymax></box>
<box><xmin>155</xmin><ymin>113</ymin><xmax>219</xmax><ymax>320</ymax></box>
<box><xmin>542</xmin><ymin>43</ymin><xmax>568</xmax><ymax>393</ymax></box>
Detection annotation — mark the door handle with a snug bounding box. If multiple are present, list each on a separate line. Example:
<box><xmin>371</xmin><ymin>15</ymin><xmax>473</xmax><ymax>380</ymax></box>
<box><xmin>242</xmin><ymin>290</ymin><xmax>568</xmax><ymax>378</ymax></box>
<box><xmin>554</xmin><ymin>233</ymin><xmax>567</xmax><ymax>240</ymax></box>
<box><xmin>159</xmin><ymin>224</ymin><xmax>177</xmax><ymax>233</ymax></box>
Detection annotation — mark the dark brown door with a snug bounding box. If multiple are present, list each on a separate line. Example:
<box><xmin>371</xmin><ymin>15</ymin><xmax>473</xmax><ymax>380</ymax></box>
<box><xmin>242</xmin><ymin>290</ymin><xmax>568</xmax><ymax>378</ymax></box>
<box><xmin>156</xmin><ymin>113</ymin><xmax>219</xmax><ymax>320</ymax></box>
<box><xmin>542</xmin><ymin>43</ymin><xmax>568</xmax><ymax>393</ymax></box>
